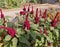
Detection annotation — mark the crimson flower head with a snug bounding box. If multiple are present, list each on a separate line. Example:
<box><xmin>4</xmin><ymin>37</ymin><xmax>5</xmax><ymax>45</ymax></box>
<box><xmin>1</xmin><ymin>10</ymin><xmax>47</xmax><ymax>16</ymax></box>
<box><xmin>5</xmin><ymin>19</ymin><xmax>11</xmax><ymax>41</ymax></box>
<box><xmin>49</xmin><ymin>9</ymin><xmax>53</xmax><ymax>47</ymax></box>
<box><xmin>6</xmin><ymin>27</ymin><xmax>16</xmax><ymax>38</ymax></box>
<box><xmin>23</xmin><ymin>14</ymin><xmax>30</xmax><ymax>30</ymax></box>
<box><xmin>0</xmin><ymin>26</ymin><xmax>16</xmax><ymax>38</ymax></box>
<box><xmin>23</xmin><ymin>5</ymin><xmax>26</xmax><ymax>11</ymax></box>
<box><xmin>42</xmin><ymin>9</ymin><xmax>47</xmax><ymax>19</ymax></box>
<box><xmin>51</xmin><ymin>18</ymin><xmax>58</xmax><ymax>27</ymax></box>
<box><xmin>28</xmin><ymin>4</ymin><xmax>30</xmax><ymax>12</ymax></box>
<box><xmin>34</xmin><ymin>8</ymin><xmax>39</xmax><ymax>24</ymax></box>
<box><xmin>20</xmin><ymin>11</ymin><xmax>26</xmax><ymax>15</ymax></box>
<box><xmin>44</xmin><ymin>28</ymin><xmax>48</xmax><ymax>36</ymax></box>
<box><xmin>30</xmin><ymin>6</ymin><xmax>34</xmax><ymax>14</ymax></box>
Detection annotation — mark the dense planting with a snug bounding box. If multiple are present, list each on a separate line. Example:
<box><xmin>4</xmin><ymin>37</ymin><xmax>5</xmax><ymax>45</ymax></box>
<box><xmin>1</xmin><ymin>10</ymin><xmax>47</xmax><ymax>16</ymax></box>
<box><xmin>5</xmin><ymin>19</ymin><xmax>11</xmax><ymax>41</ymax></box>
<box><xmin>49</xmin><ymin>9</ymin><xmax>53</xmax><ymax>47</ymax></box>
<box><xmin>0</xmin><ymin>5</ymin><xmax>60</xmax><ymax>47</ymax></box>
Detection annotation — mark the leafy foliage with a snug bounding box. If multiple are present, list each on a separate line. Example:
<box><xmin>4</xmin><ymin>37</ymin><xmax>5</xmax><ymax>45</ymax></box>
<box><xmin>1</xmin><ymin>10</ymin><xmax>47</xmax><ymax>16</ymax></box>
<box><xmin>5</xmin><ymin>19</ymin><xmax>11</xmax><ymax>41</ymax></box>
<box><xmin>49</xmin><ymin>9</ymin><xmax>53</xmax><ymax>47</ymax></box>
<box><xmin>0</xmin><ymin>5</ymin><xmax>60</xmax><ymax>47</ymax></box>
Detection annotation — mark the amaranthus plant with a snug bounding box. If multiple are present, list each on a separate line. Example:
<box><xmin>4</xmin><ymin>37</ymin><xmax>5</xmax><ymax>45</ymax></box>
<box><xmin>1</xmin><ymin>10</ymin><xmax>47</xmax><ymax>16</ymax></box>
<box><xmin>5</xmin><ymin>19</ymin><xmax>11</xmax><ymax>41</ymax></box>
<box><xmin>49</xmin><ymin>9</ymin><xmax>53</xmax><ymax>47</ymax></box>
<box><xmin>0</xmin><ymin>5</ymin><xmax>60</xmax><ymax>47</ymax></box>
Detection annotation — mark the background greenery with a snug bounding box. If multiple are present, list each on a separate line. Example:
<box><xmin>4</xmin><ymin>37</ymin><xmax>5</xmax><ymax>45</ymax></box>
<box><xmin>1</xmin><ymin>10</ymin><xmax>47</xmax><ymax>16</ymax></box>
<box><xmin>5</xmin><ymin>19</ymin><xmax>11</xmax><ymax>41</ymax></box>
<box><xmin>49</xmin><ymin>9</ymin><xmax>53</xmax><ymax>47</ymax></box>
<box><xmin>0</xmin><ymin>0</ymin><xmax>39</xmax><ymax>9</ymax></box>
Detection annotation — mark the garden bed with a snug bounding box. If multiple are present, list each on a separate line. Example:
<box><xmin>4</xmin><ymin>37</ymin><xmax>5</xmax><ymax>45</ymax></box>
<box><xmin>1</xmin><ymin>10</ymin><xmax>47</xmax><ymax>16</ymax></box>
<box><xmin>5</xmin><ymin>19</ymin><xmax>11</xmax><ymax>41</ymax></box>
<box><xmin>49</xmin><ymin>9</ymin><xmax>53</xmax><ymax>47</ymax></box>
<box><xmin>0</xmin><ymin>3</ymin><xmax>60</xmax><ymax>47</ymax></box>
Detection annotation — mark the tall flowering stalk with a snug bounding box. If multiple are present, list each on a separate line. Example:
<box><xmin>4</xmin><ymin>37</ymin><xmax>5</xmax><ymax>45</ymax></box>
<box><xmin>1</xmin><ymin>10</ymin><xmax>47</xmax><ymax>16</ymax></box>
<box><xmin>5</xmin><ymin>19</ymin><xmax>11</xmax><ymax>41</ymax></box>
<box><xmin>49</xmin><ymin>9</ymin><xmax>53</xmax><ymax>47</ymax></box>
<box><xmin>28</xmin><ymin>4</ymin><xmax>30</xmax><ymax>12</ymax></box>
<box><xmin>34</xmin><ymin>8</ymin><xmax>39</xmax><ymax>24</ymax></box>
<box><xmin>23</xmin><ymin>5</ymin><xmax>26</xmax><ymax>12</ymax></box>
<box><xmin>42</xmin><ymin>9</ymin><xmax>47</xmax><ymax>19</ymax></box>
<box><xmin>30</xmin><ymin>6</ymin><xmax>34</xmax><ymax>18</ymax></box>
<box><xmin>40</xmin><ymin>9</ymin><xmax>42</xmax><ymax>17</ymax></box>
<box><xmin>51</xmin><ymin>18</ymin><xmax>58</xmax><ymax>27</ymax></box>
<box><xmin>30</xmin><ymin>6</ymin><xmax>34</xmax><ymax>14</ymax></box>
<box><xmin>23</xmin><ymin>13</ymin><xmax>30</xmax><ymax>30</ymax></box>
<box><xmin>51</xmin><ymin>12</ymin><xmax>59</xmax><ymax>27</ymax></box>
<box><xmin>0</xmin><ymin>9</ymin><xmax>6</xmax><ymax>26</ymax></box>
<box><xmin>0</xmin><ymin>26</ymin><xmax>16</xmax><ymax>38</ymax></box>
<box><xmin>0</xmin><ymin>9</ymin><xmax>4</xmax><ymax>19</ymax></box>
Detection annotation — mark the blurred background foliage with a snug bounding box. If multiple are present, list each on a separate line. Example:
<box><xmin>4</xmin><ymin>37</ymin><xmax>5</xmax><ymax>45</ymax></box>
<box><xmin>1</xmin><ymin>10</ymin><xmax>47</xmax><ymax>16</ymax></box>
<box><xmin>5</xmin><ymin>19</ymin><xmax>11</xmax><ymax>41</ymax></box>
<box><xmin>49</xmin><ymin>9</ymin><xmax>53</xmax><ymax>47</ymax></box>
<box><xmin>0</xmin><ymin>0</ymin><xmax>59</xmax><ymax>8</ymax></box>
<box><xmin>0</xmin><ymin>0</ymin><xmax>39</xmax><ymax>9</ymax></box>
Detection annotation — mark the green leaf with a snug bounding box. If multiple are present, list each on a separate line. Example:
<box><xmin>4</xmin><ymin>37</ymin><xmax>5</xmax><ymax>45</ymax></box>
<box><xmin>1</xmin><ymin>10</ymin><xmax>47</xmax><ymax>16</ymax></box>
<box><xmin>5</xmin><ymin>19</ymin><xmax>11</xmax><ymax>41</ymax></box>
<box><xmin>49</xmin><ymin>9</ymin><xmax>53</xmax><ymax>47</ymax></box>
<box><xmin>0</xmin><ymin>18</ymin><xmax>3</xmax><ymax>25</ymax></box>
<box><xmin>30</xmin><ymin>31</ymin><xmax>37</xmax><ymax>39</ymax></box>
<box><xmin>0</xmin><ymin>43</ymin><xmax>3</xmax><ymax>47</ymax></box>
<box><xmin>30</xmin><ymin>22</ymin><xmax>39</xmax><ymax>30</ymax></box>
<box><xmin>47</xmin><ymin>17</ymin><xmax>52</xmax><ymax>22</ymax></box>
<box><xmin>19</xmin><ymin>35</ymin><xmax>30</xmax><ymax>47</ymax></box>
<box><xmin>40</xmin><ymin>18</ymin><xmax>45</xmax><ymax>22</ymax></box>
<box><xmin>5</xmin><ymin>35</ymin><xmax>12</xmax><ymax>41</ymax></box>
<box><xmin>50</xmin><ymin>26</ymin><xmax>54</xmax><ymax>31</ymax></box>
<box><xmin>12</xmin><ymin>37</ymin><xmax>18</xmax><ymax>47</ymax></box>
<box><xmin>54</xmin><ymin>29</ymin><xmax>59</xmax><ymax>39</ymax></box>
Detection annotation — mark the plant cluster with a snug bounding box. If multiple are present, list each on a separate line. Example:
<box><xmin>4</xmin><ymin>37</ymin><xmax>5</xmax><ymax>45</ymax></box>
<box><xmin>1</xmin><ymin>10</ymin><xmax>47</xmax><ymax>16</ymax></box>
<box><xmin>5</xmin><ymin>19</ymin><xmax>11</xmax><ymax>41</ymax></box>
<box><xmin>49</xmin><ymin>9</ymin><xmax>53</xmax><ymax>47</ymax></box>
<box><xmin>0</xmin><ymin>4</ymin><xmax>60</xmax><ymax>47</ymax></box>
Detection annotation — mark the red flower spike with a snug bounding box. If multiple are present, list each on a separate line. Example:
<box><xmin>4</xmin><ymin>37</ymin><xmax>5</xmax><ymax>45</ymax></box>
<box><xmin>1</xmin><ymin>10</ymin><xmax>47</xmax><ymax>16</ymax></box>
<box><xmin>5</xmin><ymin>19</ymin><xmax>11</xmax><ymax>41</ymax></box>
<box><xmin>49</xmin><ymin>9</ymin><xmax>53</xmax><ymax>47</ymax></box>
<box><xmin>51</xmin><ymin>18</ymin><xmax>58</xmax><ymax>27</ymax></box>
<box><xmin>23</xmin><ymin>5</ymin><xmax>26</xmax><ymax>12</ymax></box>
<box><xmin>0</xmin><ymin>9</ymin><xmax>6</xmax><ymax>26</ymax></box>
<box><xmin>20</xmin><ymin>11</ymin><xmax>26</xmax><ymax>15</ymax></box>
<box><xmin>55</xmin><ymin>12</ymin><xmax>59</xmax><ymax>19</ymax></box>
<box><xmin>6</xmin><ymin>28</ymin><xmax>16</xmax><ymax>38</ymax></box>
<box><xmin>42</xmin><ymin>9</ymin><xmax>47</xmax><ymax>19</ymax></box>
<box><xmin>0</xmin><ymin>26</ymin><xmax>16</xmax><ymax>38</ymax></box>
<box><xmin>40</xmin><ymin>28</ymin><xmax>43</xmax><ymax>35</ymax></box>
<box><xmin>44</xmin><ymin>28</ymin><xmax>48</xmax><ymax>36</ymax></box>
<box><xmin>30</xmin><ymin>6</ymin><xmax>34</xmax><ymax>14</ymax></box>
<box><xmin>40</xmin><ymin>9</ymin><xmax>42</xmax><ymax>16</ymax></box>
<box><xmin>28</xmin><ymin>4</ymin><xmax>30</xmax><ymax>12</ymax></box>
<box><xmin>23</xmin><ymin>14</ymin><xmax>30</xmax><ymax>30</ymax></box>
<box><xmin>34</xmin><ymin>8</ymin><xmax>39</xmax><ymax>24</ymax></box>
<box><xmin>0</xmin><ymin>9</ymin><xmax>5</xmax><ymax>19</ymax></box>
<box><xmin>51</xmin><ymin>12</ymin><xmax>59</xmax><ymax>27</ymax></box>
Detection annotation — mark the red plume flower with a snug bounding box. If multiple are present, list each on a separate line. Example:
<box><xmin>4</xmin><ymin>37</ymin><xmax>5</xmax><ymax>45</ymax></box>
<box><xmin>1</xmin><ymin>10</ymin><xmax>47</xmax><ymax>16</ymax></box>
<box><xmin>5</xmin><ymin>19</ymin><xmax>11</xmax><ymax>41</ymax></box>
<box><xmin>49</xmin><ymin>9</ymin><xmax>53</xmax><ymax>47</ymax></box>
<box><xmin>34</xmin><ymin>8</ymin><xmax>39</xmax><ymax>24</ymax></box>
<box><xmin>42</xmin><ymin>9</ymin><xmax>47</xmax><ymax>19</ymax></box>
<box><xmin>30</xmin><ymin>6</ymin><xmax>34</xmax><ymax>14</ymax></box>
<box><xmin>6</xmin><ymin>27</ymin><xmax>16</xmax><ymax>38</ymax></box>
<box><xmin>28</xmin><ymin>4</ymin><xmax>30</xmax><ymax>12</ymax></box>
<box><xmin>44</xmin><ymin>28</ymin><xmax>48</xmax><ymax>36</ymax></box>
<box><xmin>51</xmin><ymin>18</ymin><xmax>58</xmax><ymax>27</ymax></box>
<box><xmin>20</xmin><ymin>11</ymin><xmax>26</xmax><ymax>15</ymax></box>
<box><xmin>23</xmin><ymin>14</ymin><xmax>30</xmax><ymax>30</ymax></box>
<box><xmin>40</xmin><ymin>9</ymin><xmax>42</xmax><ymax>16</ymax></box>
<box><xmin>0</xmin><ymin>9</ymin><xmax>5</xmax><ymax>19</ymax></box>
<box><xmin>0</xmin><ymin>26</ymin><xmax>16</xmax><ymax>38</ymax></box>
<box><xmin>0</xmin><ymin>9</ymin><xmax>6</xmax><ymax>26</ymax></box>
<box><xmin>23</xmin><ymin>5</ymin><xmax>26</xmax><ymax>12</ymax></box>
<box><xmin>51</xmin><ymin>12</ymin><xmax>58</xmax><ymax>27</ymax></box>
